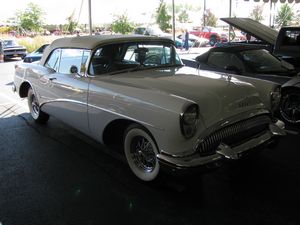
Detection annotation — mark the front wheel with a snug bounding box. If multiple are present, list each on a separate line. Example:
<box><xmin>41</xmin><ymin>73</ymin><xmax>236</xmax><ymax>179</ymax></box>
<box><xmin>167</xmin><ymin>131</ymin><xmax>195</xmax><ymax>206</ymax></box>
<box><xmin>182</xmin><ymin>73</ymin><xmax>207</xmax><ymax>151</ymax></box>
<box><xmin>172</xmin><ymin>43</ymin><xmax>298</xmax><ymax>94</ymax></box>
<box><xmin>27</xmin><ymin>88</ymin><xmax>49</xmax><ymax>123</ymax></box>
<box><xmin>280</xmin><ymin>89</ymin><xmax>300</xmax><ymax>124</ymax></box>
<box><xmin>124</xmin><ymin>124</ymin><xmax>160</xmax><ymax>181</ymax></box>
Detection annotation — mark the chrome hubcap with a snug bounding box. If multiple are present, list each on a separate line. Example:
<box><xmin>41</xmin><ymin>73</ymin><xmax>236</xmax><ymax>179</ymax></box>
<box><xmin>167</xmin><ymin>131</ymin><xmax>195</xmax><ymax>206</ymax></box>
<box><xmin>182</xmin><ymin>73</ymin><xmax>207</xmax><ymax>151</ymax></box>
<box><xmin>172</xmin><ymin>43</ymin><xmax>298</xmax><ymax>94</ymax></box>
<box><xmin>30</xmin><ymin>94</ymin><xmax>40</xmax><ymax>118</ymax></box>
<box><xmin>130</xmin><ymin>136</ymin><xmax>156</xmax><ymax>172</ymax></box>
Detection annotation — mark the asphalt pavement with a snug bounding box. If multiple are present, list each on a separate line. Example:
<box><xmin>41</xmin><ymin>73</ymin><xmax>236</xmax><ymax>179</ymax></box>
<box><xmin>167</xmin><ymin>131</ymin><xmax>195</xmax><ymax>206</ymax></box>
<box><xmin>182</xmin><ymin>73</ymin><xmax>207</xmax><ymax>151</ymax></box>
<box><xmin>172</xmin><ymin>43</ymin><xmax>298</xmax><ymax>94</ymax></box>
<box><xmin>0</xmin><ymin>60</ymin><xmax>300</xmax><ymax>225</ymax></box>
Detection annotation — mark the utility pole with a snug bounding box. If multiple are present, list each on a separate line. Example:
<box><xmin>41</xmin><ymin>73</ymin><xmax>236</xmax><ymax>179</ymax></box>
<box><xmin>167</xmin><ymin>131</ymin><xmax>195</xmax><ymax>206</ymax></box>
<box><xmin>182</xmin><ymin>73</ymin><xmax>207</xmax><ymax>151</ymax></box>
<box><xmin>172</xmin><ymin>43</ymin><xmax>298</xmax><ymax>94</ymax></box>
<box><xmin>172</xmin><ymin>0</ymin><xmax>175</xmax><ymax>41</ymax></box>
<box><xmin>229</xmin><ymin>0</ymin><xmax>232</xmax><ymax>42</ymax></box>
<box><xmin>88</xmin><ymin>0</ymin><xmax>92</xmax><ymax>35</ymax></box>
<box><xmin>203</xmin><ymin>0</ymin><xmax>206</xmax><ymax>27</ymax></box>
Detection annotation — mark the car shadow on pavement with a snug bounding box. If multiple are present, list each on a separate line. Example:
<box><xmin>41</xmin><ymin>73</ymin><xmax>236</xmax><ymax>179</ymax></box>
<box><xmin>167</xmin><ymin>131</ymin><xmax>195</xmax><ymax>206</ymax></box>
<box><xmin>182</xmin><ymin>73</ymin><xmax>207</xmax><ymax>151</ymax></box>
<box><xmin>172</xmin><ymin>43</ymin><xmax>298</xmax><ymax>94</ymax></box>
<box><xmin>1</xmin><ymin>112</ymin><xmax>300</xmax><ymax>225</ymax></box>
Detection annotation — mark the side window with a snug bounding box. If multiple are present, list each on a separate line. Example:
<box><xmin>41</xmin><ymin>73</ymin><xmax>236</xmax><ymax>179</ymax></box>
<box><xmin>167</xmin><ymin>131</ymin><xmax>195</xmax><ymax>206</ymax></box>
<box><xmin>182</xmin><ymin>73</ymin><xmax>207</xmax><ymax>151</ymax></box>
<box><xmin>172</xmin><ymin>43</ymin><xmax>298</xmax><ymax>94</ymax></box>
<box><xmin>45</xmin><ymin>49</ymin><xmax>61</xmax><ymax>71</ymax></box>
<box><xmin>207</xmin><ymin>52</ymin><xmax>244</xmax><ymax>72</ymax></box>
<box><xmin>207</xmin><ymin>52</ymin><xmax>231</xmax><ymax>68</ymax></box>
<box><xmin>58</xmin><ymin>49</ymin><xmax>85</xmax><ymax>74</ymax></box>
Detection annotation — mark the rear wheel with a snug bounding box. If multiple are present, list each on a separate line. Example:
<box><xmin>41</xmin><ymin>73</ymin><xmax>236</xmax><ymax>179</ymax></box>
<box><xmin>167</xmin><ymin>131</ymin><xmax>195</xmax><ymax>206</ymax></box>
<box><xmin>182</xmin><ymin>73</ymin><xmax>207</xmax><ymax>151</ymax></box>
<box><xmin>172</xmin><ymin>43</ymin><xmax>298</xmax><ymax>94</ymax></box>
<box><xmin>27</xmin><ymin>88</ymin><xmax>49</xmax><ymax>123</ymax></box>
<box><xmin>124</xmin><ymin>124</ymin><xmax>160</xmax><ymax>181</ymax></box>
<box><xmin>280</xmin><ymin>89</ymin><xmax>300</xmax><ymax>124</ymax></box>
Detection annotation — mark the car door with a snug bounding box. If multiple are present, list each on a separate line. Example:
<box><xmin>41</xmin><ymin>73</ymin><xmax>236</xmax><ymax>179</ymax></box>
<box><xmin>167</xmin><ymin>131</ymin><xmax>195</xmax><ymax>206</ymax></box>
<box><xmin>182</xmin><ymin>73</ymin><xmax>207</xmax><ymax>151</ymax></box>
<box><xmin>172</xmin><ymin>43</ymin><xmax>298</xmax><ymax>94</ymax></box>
<box><xmin>39</xmin><ymin>48</ymin><xmax>91</xmax><ymax>134</ymax></box>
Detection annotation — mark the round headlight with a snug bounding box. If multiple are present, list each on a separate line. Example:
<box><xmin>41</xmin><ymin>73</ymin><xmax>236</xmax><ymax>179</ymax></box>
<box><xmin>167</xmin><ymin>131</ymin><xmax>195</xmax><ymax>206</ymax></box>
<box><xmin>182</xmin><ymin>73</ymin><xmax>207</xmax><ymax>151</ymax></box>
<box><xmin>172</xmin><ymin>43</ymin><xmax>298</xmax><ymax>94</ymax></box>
<box><xmin>183</xmin><ymin>105</ymin><xmax>198</xmax><ymax>125</ymax></box>
<box><xmin>180</xmin><ymin>104</ymin><xmax>199</xmax><ymax>138</ymax></box>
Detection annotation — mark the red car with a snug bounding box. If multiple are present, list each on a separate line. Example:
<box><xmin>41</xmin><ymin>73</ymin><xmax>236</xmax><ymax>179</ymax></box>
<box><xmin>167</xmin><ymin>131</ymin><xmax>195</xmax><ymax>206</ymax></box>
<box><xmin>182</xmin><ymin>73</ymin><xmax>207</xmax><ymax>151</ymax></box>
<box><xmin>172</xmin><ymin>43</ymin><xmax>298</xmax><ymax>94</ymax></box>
<box><xmin>190</xmin><ymin>28</ymin><xmax>226</xmax><ymax>46</ymax></box>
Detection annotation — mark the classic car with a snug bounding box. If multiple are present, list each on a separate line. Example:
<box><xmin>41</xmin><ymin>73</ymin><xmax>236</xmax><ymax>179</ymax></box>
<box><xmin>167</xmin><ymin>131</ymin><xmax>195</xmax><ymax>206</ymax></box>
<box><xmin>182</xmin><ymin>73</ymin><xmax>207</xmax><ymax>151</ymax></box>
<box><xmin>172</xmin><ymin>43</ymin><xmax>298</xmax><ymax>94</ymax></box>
<box><xmin>220</xmin><ymin>17</ymin><xmax>300</xmax><ymax>71</ymax></box>
<box><xmin>192</xmin><ymin>45</ymin><xmax>300</xmax><ymax>124</ymax></box>
<box><xmin>2</xmin><ymin>39</ymin><xmax>27</xmax><ymax>60</ymax></box>
<box><xmin>23</xmin><ymin>44</ymin><xmax>49</xmax><ymax>63</ymax></box>
<box><xmin>13</xmin><ymin>35</ymin><xmax>285</xmax><ymax>181</ymax></box>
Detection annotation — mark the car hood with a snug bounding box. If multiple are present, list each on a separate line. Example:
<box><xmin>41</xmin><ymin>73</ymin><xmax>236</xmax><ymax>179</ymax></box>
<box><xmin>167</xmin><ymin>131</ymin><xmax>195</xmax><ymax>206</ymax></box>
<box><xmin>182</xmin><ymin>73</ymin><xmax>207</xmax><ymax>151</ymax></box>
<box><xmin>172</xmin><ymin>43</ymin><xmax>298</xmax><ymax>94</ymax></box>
<box><xmin>4</xmin><ymin>45</ymin><xmax>26</xmax><ymax>50</ymax></box>
<box><xmin>101</xmin><ymin>67</ymin><xmax>265</xmax><ymax>128</ymax></box>
<box><xmin>221</xmin><ymin>17</ymin><xmax>278</xmax><ymax>46</ymax></box>
<box><xmin>26</xmin><ymin>52</ymin><xmax>42</xmax><ymax>57</ymax></box>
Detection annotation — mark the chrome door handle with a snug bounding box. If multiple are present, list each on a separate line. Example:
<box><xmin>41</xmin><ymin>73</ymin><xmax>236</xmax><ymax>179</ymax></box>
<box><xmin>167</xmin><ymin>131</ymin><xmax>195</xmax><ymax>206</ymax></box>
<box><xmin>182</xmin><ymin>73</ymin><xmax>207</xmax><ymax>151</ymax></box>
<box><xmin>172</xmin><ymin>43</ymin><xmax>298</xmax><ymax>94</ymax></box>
<box><xmin>48</xmin><ymin>77</ymin><xmax>57</xmax><ymax>81</ymax></box>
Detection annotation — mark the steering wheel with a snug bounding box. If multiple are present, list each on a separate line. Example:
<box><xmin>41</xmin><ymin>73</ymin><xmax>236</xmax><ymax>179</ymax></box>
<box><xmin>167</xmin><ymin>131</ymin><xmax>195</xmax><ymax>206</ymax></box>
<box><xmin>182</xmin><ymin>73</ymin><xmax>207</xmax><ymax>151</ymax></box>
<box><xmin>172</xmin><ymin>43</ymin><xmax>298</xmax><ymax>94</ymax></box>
<box><xmin>144</xmin><ymin>55</ymin><xmax>161</xmax><ymax>65</ymax></box>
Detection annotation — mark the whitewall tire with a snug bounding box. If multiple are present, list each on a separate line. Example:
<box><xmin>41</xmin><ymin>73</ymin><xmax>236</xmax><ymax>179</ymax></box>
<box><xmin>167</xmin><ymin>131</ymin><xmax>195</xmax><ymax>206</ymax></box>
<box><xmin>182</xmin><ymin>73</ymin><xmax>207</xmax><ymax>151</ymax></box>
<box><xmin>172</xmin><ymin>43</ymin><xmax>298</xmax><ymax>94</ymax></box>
<box><xmin>124</xmin><ymin>125</ymin><xmax>160</xmax><ymax>181</ymax></box>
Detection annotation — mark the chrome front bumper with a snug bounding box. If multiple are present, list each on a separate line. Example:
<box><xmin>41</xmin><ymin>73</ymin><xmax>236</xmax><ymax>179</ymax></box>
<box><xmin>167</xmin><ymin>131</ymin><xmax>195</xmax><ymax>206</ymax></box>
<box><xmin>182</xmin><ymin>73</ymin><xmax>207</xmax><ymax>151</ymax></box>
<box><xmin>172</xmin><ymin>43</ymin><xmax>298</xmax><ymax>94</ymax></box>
<box><xmin>157</xmin><ymin>120</ymin><xmax>286</xmax><ymax>171</ymax></box>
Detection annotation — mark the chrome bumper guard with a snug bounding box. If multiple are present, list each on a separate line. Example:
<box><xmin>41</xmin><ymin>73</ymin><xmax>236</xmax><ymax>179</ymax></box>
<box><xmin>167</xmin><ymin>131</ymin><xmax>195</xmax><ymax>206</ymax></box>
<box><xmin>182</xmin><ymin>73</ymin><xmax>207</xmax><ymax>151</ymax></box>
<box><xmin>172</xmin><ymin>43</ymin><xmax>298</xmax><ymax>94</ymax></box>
<box><xmin>157</xmin><ymin>120</ymin><xmax>286</xmax><ymax>170</ymax></box>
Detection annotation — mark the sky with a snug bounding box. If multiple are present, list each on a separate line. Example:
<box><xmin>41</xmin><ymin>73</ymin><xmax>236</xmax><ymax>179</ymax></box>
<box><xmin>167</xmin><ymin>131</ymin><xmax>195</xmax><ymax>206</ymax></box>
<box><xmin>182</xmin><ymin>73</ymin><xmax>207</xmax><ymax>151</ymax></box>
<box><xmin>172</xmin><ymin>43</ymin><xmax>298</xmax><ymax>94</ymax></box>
<box><xmin>0</xmin><ymin>0</ymin><xmax>299</xmax><ymax>26</ymax></box>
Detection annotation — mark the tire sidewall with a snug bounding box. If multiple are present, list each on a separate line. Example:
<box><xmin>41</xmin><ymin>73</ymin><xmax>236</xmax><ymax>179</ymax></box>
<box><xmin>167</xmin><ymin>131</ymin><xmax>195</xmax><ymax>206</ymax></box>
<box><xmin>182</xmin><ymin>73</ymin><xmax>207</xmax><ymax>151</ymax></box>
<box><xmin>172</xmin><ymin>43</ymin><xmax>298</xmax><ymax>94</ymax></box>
<box><xmin>27</xmin><ymin>88</ymin><xmax>39</xmax><ymax>120</ymax></box>
<box><xmin>124</xmin><ymin>127</ymin><xmax>160</xmax><ymax>181</ymax></box>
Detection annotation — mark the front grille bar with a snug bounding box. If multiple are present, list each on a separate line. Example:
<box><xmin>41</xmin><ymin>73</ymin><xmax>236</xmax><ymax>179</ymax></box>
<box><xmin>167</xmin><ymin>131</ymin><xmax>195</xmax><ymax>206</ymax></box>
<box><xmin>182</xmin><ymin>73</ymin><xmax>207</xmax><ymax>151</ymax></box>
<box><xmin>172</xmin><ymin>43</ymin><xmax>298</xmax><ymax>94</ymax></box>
<box><xmin>197</xmin><ymin>115</ymin><xmax>271</xmax><ymax>156</ymax></box>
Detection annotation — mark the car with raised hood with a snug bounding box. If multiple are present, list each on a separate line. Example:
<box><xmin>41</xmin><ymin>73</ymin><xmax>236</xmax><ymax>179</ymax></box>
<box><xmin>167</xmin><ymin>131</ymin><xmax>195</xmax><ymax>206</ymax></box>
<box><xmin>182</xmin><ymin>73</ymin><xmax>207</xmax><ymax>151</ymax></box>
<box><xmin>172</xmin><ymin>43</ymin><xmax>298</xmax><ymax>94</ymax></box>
<box><xmin>13</xmin><ymin>35</ymin><xmax>285</xmax><ymax>181</ymax></box>
<box><xmin>220</xmin><ymin>17</ymin><xmax>300</xmax><ymax>71</ymax></box>
<box><xmin>194</xmin><ymin>45</ymin><xmax>300</xmax><ymax>124</ymax></box>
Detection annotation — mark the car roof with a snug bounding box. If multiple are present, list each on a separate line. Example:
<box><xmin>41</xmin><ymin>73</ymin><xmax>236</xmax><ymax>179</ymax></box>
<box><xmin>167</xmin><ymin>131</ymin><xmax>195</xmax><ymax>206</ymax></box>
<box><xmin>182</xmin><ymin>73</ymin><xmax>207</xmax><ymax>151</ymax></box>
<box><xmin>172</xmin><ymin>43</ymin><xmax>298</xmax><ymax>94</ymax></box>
<box><xmin>210</xmin><ymin>45</ymin><xmax>266</xmax><ymax>53</ymax></box>
<box><xmin>40</xmin><ymin>35</ymin><xmax>174</xmax><ymax>64</ymax></box>
<box><xmin>221</xmin><ymin>17</ymin><xmax>278</xmax><ymax>46</ymax></box>
<box><xmin>196</xmin><ymin>44</ymin><xmax>267</xmax><ymax>62</ymax></box>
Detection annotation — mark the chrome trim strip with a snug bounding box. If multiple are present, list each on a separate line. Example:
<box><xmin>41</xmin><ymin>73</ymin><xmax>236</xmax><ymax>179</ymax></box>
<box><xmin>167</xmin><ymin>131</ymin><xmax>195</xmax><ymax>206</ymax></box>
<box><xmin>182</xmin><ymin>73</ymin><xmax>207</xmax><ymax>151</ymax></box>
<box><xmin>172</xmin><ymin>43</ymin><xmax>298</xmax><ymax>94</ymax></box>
<box><xmin>88</xmin><ymin>103</ymin><xmax>163</xmax><ymax>131</ymax></box>
<box><xmin>40</xmin><ymin>99</ymin><xmax>163</xmax><ymax>131</ymax></box>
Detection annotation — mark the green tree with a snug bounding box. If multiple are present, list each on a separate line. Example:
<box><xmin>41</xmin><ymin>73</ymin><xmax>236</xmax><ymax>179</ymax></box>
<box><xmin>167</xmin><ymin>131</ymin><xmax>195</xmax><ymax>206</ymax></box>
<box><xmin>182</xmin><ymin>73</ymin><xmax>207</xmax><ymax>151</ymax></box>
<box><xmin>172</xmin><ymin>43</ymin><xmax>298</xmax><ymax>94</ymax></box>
<box><xmin>16</xmin><ymin>2</ymin><xmax>44</xmax><ymax>32</ymax></box>
<box><xmin>178</xmin><ymin>10</ymin><xmax>189</xmax><ymax>23</ymax></box>
<box><xmin>275</xmin><ymin>3</ymin><xmax>294</xmax><ymax>28</ymax></box>
<box><xmin>111</xmin><ymin>14</ymin><xmax>134</xmax><ymax>34</ymax></box>
<box><xmin>156</xmin><ymin>0</ymin><xmax>171</xmax><ymax>32</ymax></box>
<box><xmin>66</xmin><ymin>10</ymin><xmax>78</xmax><ymax>34</ymax></box>
<box><xmin>250</xmin><ymin>5</ymin><xmax>264</xmax><ymax>22</ymax></box>
<box><xmin>203</xmin><ymin>9</ymin><xmax>218</xmax><ymax>27</ymax></box>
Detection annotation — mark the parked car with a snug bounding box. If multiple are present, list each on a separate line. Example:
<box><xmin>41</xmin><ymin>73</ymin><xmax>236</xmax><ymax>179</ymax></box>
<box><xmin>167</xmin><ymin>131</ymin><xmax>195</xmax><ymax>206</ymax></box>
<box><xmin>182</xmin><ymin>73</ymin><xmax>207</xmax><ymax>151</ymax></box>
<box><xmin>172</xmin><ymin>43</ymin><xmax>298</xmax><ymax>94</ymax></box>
<box><xmin>174</xmin><ymin>37</ymin><xmax>193</xmax><ymax>48</ymax></box>
<box><xmin>23</xmin><ymin>44</ymin><xmax>49</xmax><ymax>63</ymax></box>
<box><xmin>194</xmin><ymin>45</ymin><xmax>300</xmax><ymax>124</ymax></box>
<box><xmin>190</xmin><ymin>27</ymin><xmax>225</xmax><ymax>46</ymax></box>
<box><xmin>220</xmin><ymin>17</ymin><xmax>300</xmax><ymax>71</ymax></box>
<box><xmin>177</xmin><ymin>33</ymin><xmax>209</xmax><ymax>47</ymax></box>
<box><xmin>13</xmin><ymin>35</ymin><xmax>285</xmax><ymax>181</ymax></box>
<box><xmin>2</xmin><ymin>39</ymin><xmax>27</xmax><ymax>60</ymax></box>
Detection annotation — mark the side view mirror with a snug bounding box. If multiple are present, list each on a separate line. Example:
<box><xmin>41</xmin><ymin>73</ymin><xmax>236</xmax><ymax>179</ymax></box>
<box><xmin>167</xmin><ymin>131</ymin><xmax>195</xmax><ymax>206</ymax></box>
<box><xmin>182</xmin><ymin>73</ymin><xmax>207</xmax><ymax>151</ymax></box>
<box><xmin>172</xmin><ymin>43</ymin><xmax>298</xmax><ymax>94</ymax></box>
<box><xmin>224</xmin><ymin>65</ymin><xmax>241</xmax><ymax>75</ymax></box>
<box><xmin>70</xmin><ymin>65</ymin><xmax>79</xmax><ymax>74</ymax></box>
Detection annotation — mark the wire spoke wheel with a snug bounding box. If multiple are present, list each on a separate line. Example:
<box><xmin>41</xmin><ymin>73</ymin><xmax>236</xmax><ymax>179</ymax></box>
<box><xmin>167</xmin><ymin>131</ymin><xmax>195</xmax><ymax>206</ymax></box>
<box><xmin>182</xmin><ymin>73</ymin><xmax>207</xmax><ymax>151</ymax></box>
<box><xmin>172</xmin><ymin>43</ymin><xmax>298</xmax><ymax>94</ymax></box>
<box><xmin>280</xmin><ymin>90</ymin><xmax>300</xmax><ymax>124</ymax></box>
<box><xmin>130</xmin><ymin>136</ymin><xmax>156</xmax><ymax>172</ymax></box>
<box><xmin>124</xmin><ymin>125</ymin><xmax>159</xmax><ymax>181</ymax></box>
<box><xmin>27</xmin><ymin>88</ymin><xmax>49</xmax><ymax>123</ymax></box>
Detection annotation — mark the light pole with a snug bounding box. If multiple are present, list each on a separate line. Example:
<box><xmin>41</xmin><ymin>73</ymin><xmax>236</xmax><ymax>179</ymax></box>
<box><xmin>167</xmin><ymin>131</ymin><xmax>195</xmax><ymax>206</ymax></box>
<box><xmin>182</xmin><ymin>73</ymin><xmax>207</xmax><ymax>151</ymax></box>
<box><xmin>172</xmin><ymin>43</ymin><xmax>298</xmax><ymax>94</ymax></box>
<box><xmin>203</xmin><ymin>0</ymin><xmax>207</xmax><ymax>27</ymax></box>
<box><xmin>88</xmin><ymin>0</ymin><xmax>92</xmax><ymax>35</ymax></box>
<box><xmin>172</xmin><ymin>0</ymin><xmax>175</xmax><ymax>41</ymax></box>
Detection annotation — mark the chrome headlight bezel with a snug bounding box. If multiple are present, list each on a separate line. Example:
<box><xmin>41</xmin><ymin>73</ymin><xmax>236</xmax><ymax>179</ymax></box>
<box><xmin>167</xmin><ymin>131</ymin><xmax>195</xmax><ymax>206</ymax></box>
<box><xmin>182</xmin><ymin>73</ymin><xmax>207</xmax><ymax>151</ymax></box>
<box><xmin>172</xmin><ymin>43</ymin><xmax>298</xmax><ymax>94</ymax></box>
<box><xmin>270</xmin><ymin>86</ymin><xmax>281</xmax><ymax>113</ymax></box>
<box><xmin>180</xmin><ymin>104</ymin><xmax>199</xmax><ymax>139</ymax></box>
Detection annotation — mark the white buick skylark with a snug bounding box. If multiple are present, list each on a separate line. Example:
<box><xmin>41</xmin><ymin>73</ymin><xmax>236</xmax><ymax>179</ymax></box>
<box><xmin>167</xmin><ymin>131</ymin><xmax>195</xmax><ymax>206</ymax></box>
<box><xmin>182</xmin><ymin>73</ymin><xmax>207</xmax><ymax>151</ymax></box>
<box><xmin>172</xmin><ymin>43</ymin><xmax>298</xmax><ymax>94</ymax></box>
<box><xmin>14</xmin><ymin>35</ymin><xmax>285</xmax><ymax>181</ymax></box>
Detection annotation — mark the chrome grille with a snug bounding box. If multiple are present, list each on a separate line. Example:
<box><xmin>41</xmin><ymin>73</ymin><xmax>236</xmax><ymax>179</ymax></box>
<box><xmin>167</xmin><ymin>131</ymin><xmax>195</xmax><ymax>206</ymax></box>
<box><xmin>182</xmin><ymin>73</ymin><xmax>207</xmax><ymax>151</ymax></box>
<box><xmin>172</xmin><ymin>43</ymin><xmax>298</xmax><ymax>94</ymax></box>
<box><xmin>197</xmin><ymin>115</ymin><xmax>271</xmax><ymax>156</ymax></box>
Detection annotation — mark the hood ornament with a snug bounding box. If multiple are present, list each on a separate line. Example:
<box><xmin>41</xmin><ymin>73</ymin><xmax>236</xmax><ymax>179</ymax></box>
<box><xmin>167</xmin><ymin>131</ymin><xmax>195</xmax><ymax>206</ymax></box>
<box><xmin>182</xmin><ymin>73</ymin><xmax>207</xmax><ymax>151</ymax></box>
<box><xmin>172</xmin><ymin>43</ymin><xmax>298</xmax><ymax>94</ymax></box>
<box><xmin>227</xmin><ymin>74</ymin><xmax>232</xmax><ymax>83</ymax></box>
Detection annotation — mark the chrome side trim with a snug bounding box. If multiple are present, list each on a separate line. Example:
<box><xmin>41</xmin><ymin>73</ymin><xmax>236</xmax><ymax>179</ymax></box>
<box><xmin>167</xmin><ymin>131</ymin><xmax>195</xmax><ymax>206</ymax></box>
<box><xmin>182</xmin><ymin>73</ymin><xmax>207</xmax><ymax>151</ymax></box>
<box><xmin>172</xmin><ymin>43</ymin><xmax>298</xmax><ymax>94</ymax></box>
<box><xmin>88</xmin><ymin>103</ymin><xmax>164</xmax><ymax>131</ymax></box>
<box><xmin>40</xmin><ymin>99</ymin><xmax>163</xmax><ymax>131</ymax></box>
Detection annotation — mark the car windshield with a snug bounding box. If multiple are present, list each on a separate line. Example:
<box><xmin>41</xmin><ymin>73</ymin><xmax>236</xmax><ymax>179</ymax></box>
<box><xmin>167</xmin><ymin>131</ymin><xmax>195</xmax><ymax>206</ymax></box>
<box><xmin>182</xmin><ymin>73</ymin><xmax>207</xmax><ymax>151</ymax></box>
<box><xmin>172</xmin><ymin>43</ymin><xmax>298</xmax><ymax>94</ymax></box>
<box><xmin>3</xmin><ymin>40</ymin><xmax>18</xmax><ymax>47</ymax></box>
<box><xmin>240</xmin><ymin>49</ymin><xmax>291</xmax><ymax>73</ymax></box>
<box><xmin>89</xmin><ymin>41</ymin><xmax>182</xmax><ymax>75</ymax></box>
